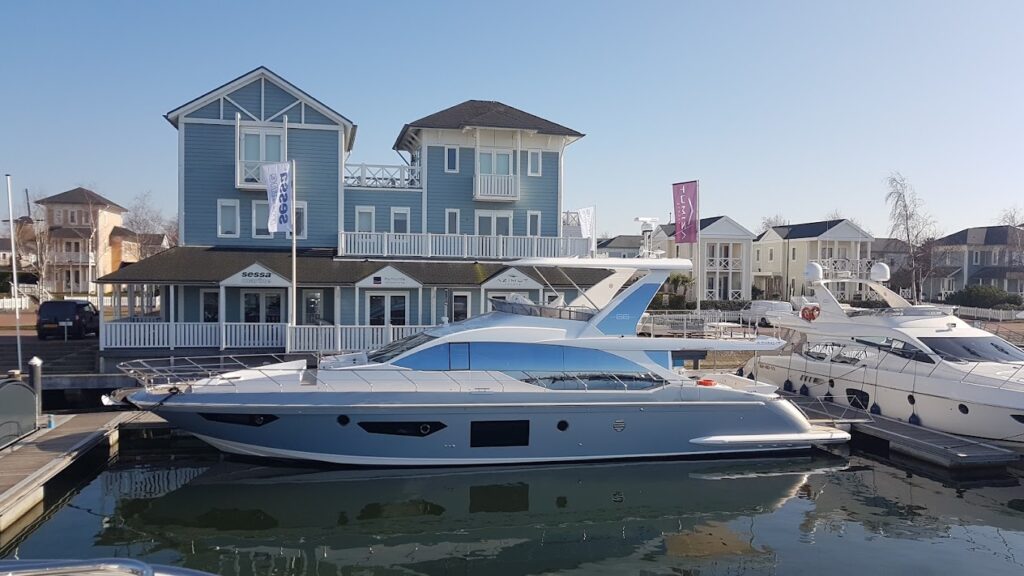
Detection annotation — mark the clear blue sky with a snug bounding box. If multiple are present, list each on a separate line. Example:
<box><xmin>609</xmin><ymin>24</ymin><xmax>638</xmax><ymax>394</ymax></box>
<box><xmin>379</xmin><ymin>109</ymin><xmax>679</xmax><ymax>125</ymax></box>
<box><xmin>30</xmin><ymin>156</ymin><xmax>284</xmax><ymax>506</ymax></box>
<box><xmin>1</xmin><ymin>0</ymin><xmax>1021</xmax><ymax>237</ymax></box>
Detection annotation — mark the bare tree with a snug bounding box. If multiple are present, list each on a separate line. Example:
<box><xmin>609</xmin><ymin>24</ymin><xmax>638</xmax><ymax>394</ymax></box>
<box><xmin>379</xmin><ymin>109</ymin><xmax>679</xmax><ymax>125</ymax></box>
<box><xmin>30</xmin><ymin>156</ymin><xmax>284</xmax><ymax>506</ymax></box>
<box><xmin>163</xmin><ymin>215</ymin><xmax>180</xmax><ymax>247</ymax></box>
<box><xmin>996</xmin><ymin>206</ymin><xmax>1024</xmax><ymax>228</ymax></box>
<box><xmin>824</xmin><ymin>209</ymin><xmax>867</xmax><ymax>232</ymax></box>
<box><xmin>759</xmin><ymin>214</ymin><xmax>789</xmax><ymax>233</ymax></box>
<box><xmin>124</xmin><ymin>191</ymin><xmax>171</xmax><ymax>258</ymax></box>
<box><xmin>885</xmin><ymin>172</ymin><xmax>935</xmax><ymax>302</ymax></box>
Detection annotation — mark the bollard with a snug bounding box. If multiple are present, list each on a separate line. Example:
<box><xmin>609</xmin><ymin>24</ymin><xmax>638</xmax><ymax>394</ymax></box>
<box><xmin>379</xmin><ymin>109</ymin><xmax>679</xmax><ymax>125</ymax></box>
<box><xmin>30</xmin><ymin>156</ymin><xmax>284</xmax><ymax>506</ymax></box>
<box><xmin>29</xmin><ymin>356</ymin><xmax>43</xmax><ymax>418</ymax></box>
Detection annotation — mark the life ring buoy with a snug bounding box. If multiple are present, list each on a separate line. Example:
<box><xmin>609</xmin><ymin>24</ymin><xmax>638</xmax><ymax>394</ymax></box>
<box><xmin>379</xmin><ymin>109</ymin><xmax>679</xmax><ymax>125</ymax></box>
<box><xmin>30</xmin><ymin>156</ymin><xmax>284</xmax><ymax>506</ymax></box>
<box><xmin>800</xmin><ymin>305</ymin><xmax>821</xmax><ymax>322</ymax></box>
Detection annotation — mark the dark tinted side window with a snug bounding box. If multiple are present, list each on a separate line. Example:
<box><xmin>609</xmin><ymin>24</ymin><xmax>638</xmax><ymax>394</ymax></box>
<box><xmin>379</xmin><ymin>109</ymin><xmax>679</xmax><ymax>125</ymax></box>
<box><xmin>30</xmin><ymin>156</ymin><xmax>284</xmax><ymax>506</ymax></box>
<box><xmin>39</xmin><ymin>302</ymin><xmax>76</xmax><ymax>317</ymax></box>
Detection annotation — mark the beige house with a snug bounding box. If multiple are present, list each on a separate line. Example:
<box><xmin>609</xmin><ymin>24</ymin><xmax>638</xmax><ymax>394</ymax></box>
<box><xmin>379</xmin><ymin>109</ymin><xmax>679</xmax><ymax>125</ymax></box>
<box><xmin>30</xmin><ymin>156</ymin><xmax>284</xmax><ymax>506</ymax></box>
<box><xmin>35</xmin><ymin>187</ymin><xmax>166</xmax><ymax>296</ymax></box>
<box><xmin>652</xmin><ymin>216</ymin><xmax>755</xmax><ymax>301</ymax></box>
<box><xmin>753</xmin><ymin>219</ymin><xmax>874</xmax><ymax>300</ymax></box>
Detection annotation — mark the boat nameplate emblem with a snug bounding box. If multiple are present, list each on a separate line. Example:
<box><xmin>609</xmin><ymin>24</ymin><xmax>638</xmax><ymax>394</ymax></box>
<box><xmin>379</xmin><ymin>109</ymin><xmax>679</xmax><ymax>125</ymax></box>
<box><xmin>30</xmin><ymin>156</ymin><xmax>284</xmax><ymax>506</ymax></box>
<box><xmin>613</xmin><ymin>419</ymin><xmax>626</xmax><ymax>432</ymax></box>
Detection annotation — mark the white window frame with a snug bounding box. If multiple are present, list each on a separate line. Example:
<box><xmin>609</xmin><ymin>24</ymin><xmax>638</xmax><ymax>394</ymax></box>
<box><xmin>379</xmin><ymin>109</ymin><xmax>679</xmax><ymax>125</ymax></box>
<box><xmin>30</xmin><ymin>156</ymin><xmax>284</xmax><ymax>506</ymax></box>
<box><xmin>527</xmin><ymin>149</ymin><xmax>542</xmax><ymax>177</ymax></box>
<box><xmin>217</xmin><ymin>199</ymin><xmax>240</xmax><ymax>239</ymax></box>
<box><xmin>68</xmin><ymin>209</ymin><xmax>77</xmax><ymax>224</ymax></box>
<box><xmin>527</xmin><ymin>210</ymin><xmax>542</xmax><ymax>237</ymax></box>
<box><xmin>240</xmin><ymin>289</ymin><xmax>285</xmax><ymax>323</ymax></box>
<box><xmin>302</xmin><ymin>288</ymin><xmax>324</xmax><ymax>325</ymax></box>
<box><xmin>390</xmin><ymin>207</ymin><xmax>411</xmax><ymax>234</ymax></box>
<box><xmin>972</xmin><ymin>250</ymin><xmax>981</xmax><ymax>265</ymax></box>
<box><xmin>251</xmin><ymin>200</ymin><xmax>272</xmax><ymax>239</ymax></box>
<box><xmin>286</xmin><ymin>201</ymin><xmax>308</xmax><ymax>240</ymax></box>
<box><xmin>791</xmin><ymin>247</ymin><xmax>797</xmax><ymax>261</ymax></box>
<box><xmin>474</xmin><ymin>209</ymin><xmax>514</xmax><ymax>236</ymax></box>
<box><xmin>355</xmin><ymin>206</ymin><xmax>375</xmax><ymax>233</ymax></box>
<box><xmin>199</xmin><ymin>289</ymin><xmax>220</xmax><ymax>323</ymax></box>
<box><xmin>53</xmin><ymin>208</ymin><xmax>62</xmax><ymax>225</ymax></box>
<box><xmin>445</xmin><ymin>209</ymin><xmax>460</xmax><ymax>235</ymax></box>
<box><xmin>237</xmin><ymin>125</ymin><xmax>285</xmax><ymax>189</ymax></box>
<box><xmin>444</xmin><ymin>146</ymin><xmax>460</xmax><ymax>173</ymax></box>
<box><xmin>364</xmin><ymin>291</ymin><xmax>410</xmax><ymax>326</ymax></box>
<box><xmin>768</xmin><ymin>248</ymin><xmax>774</xmax><ymax>262</ymax></box>
<box><xmin>755</xmin><ymin>249</ymin><xmax>761</xmax><ymax>261</ymax></box>
<box><xmin>477</xmin><ymin>149</ymin><xmax>514</xmax><ymax>176</ymax></box>
<box><xmin>451</xmin><ymin>290</ymin><xmax>472</xmax><ymax>322</ymax></box>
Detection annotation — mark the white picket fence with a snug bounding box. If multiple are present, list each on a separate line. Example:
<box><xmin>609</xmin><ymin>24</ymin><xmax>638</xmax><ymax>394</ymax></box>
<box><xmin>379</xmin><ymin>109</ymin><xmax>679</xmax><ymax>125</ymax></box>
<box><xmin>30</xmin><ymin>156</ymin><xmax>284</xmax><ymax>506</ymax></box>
<box><xmin>953</xmin><ymin>306</ymin><xmax>1022</xmax><ymax>322</ymax></box>
<box><xmin>101</xmin><ymin>321</ymin><xmax>432</xmax><ymax>352</ymax></box>
<box><xmin>0</xmin><ymin>297</ymin><xmax>30</xmax><ymax>311</ymax></box>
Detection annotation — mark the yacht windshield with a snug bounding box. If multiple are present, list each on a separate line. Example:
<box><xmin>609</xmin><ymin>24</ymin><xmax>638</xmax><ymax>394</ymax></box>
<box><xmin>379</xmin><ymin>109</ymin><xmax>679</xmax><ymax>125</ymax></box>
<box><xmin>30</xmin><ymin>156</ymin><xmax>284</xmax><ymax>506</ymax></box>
<box><xmin>367</xmin><ymin>333</ymin><xmax>437</xmax><ymax>364</ymax></box>
<box><xmin>920</xmin><ymin>336</ymin><xmax>1024</xmax><ymax>363</ymax></box>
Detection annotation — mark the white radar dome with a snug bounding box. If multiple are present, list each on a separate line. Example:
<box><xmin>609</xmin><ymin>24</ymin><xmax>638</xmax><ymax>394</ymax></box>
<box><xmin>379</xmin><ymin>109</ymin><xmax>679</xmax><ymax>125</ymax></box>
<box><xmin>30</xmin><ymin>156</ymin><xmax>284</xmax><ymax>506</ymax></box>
<box><xmin>869</xmin><ymin>262</ymin><xmax>891</xmax><ymax>282</ymax></box>
<box><xmin>805</xmin><ymin>262</ymin><xmax>824</xmax><ymax>282</ymax></box>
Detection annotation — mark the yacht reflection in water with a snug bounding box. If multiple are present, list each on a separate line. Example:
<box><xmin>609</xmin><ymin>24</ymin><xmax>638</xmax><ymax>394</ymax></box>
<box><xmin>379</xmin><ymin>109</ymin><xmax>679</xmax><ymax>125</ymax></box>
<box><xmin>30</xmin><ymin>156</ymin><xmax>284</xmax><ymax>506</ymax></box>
<box><xmin>102</xmin><ymin>457</ymin><xmax>845</xmax><ymax>575</ymax></box>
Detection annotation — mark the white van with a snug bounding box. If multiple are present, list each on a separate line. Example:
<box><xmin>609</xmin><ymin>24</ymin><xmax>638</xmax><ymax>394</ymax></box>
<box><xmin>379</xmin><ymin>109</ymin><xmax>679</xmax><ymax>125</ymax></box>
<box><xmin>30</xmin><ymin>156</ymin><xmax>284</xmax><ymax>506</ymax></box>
<box><xmin>738</xmin><ymin>300</ymin><xmax>794</xmax><ymax>327</ymax></box>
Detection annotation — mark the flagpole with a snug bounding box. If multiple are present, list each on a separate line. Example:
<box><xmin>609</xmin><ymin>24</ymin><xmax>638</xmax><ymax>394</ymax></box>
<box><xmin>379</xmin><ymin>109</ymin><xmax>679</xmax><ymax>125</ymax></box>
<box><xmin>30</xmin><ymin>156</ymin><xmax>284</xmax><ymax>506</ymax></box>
<box><xmin>289</xmin><ymin>158</ymin><xmax>297</xmax><ymax>353</ymax></box>
<box><xmin>5</xmin><ymin>174</ymin><xmax>22</xmax><ymax>372</ymax></box>
<box><xmin>694</xmin><ymin>180</ymin><xmax>701</xmax><ymax>312</ymax></box>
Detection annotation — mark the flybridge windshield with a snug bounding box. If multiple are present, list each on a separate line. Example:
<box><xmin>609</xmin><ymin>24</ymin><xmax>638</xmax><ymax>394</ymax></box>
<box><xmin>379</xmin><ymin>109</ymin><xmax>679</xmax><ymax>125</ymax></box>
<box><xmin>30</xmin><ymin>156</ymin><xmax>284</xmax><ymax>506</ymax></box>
<box><xmin>920</xmin><ymin>336</ymin><xmax>1024</xmax><ymax>363</ymax></box>
<box><xmin>367</xmin><ymin>333</ymin><xmax>437</xmax><ymax>363</ymax></box>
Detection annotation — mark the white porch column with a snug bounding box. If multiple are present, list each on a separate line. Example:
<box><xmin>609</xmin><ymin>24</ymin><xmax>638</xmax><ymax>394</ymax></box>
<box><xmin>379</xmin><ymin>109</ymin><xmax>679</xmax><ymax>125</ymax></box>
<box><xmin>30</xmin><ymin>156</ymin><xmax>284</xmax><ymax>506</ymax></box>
<box><xmin>127</xmin><ymin>284</ymin><xmax>135</xmax><ymax>319</ymax></box>
<box><xmin>98</xmin><ymin>285</ymin><xmax>105</xmax><ymax>351</ymax></box>
<box><xmin>418</xmin><ymin>286</ymin><xmax>423</xmax><ymax>325</ymax></box>
<box><xmin>218</xmin><ymin>284</ymin><xmax>226</xmax><ymax>351</ymax></box>
<box><xmin>354</xmin><ymin>287</ymin><xmax>360</xmax><ymax>325</ymax></box>
<box><xmin>430</xmin><ymin>287</ymin><xmax>436</xmax><ymax>325</ymax></box>
<box><xmin>169</xmin><ymin>284</ymin><xmax>176</xmax><ymax>350</ymax></box>
<box><xmin>480</xmin><ymin>287</ymin><xmax>486</xmax><ymax>315</ymax></box>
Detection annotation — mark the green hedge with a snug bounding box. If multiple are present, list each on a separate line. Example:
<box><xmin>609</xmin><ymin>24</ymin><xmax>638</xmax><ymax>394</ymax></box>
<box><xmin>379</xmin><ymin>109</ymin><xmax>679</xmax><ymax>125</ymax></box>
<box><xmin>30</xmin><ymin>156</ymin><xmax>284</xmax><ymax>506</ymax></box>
<box><xmin>945</xmin><ymin>285</ymin><xmax>1023</xmax><ymax>309</ymax></box>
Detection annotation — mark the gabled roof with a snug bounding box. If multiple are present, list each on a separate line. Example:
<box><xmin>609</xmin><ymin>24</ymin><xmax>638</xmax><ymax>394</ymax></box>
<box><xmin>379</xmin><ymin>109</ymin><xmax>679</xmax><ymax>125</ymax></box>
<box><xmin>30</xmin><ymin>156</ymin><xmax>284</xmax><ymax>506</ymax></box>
<box><xmin>756</xmin><ymin>219</ymin><xmax>871</xmax><ymax>241</ymax></box>
<box><xmin>935</xmin><ymin>225</ymin><xmax>1024</xmax><ymax>247</ymax></box>
<box><xmin>164</xmin><ymin>66</ymin><xmax>356</xmax><ymax>150</ymax></box>
<box><xmin>394</xmin><ymin>100</ymin><xmax>583</xmax><ymax>150</ymax></box>
<box><xmin>111</xmin><ymin>226</ymin><xmax>169</xmax><ymax>246</ymax></box>
<box><xmin>658</xmin><ymin>216</ymin><xmax>731</xmax><ymax>238</ymax></box>
<box><xmin>48</xmin><ymin>227</ymin><xmax>93</xmax><ymax>239</ymax></box>
<box><xmin>597</xmin><ymin>235</ymin><xmax>642</xmax><ymax>250</ymax></box>
<box><xmin>96</xmin><ymin>247</ymin><xmax>611</xmax><ymax>287</ymax></box>
<box><xmin>872</xmin><ymin>237</ymin><xmax>911</xmax><ymax>253</ymax></box>
<box><xmin>36</xmin><ymin>187</ymin><xmax>126</xmax><ymax>212</ymax></box>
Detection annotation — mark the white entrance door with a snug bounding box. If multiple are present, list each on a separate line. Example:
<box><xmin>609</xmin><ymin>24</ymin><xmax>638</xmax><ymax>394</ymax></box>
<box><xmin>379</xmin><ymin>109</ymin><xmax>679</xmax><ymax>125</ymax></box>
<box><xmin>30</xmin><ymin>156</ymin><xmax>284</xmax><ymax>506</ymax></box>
<box><xmin>242</xmin><ymin>291</ymin><xmax>284</xmax><ymax>323</ymax></box>
<box><xmin>367</xmin><ymin>293</ymin><xmax>408</xmax><ymax>326</ymax></box>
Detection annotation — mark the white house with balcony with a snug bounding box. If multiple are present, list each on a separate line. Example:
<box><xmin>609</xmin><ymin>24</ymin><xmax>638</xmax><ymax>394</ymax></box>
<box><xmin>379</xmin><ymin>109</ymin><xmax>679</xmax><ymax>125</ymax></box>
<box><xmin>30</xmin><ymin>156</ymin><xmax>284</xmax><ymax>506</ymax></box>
<box><xmin>95</xmin><ymin>67</ymin><xmax>600</xmax><ymax>354</ymax></box>
<box><xmin>652</xmin><ymin>216</ymin><xmax>755</xmax><ymax>301</ymax></box>
<box><xmin>752</xmin><ymin>218</ymin><xmax>874</xmax><ymax>299</ymax></box>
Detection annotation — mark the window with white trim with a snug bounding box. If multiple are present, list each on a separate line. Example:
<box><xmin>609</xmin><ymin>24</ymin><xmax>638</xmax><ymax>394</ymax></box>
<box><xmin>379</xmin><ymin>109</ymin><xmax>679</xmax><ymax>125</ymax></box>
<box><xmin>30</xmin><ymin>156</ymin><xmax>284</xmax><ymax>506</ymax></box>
<box><xmin>768</xmin><ymin>248</ymin><xmax>774</xmax><ymax>262</ymax></box>
<box><xmin>478</xmin><ymin>149</ymin><xmax>513</xmax><ymax>175</ymax></box>
<box><xmin>355</xmin><ymin>206</ymin><xmax>375</xmax><ymax>233</ymax></box>
<box><xmin>791</xmin><ymin>247</ymin><xmax>797</xmax><ymax>261</ymax></box>
<box><xmin>391</xmin><ymin>207</ymin><xmax>410</xmax><ymax>234</ymax></box>
<box><xmin>217</xmin><ymin>199</ymin><xmax>240</xmax><ymax>238</ymax></box>
<box><xmin>972</xmin><ymin>250</ymin><xmax>981</xmax><ymax>265</ymax></box>
<box><xmin>755</xmin><ymin>249</ymin><xmax>761</xmax><ymax>261</ymax></box>
<box><xmin>527</xmin><ymin>150</ymin><xmax>542</xmax><ymax>176</ymax></box>
<box><xmin>476</xmin><ymin>210</ymin><xmax>512</xmax><ymax>236</ymax></box>
<box><xmin>286</xmin><ymin>201</ymin><xmax>308</xmax><ymax>240</ymax></box>
<box><xmin>252</xmin><ymin>200</ymin><xmax>272</xmax><ymax>238</ymax></box>
<box><xmin>200</xmin><ymin>289</ymin><xmax>219</xmax><ymax>323</ymax></box>
<box><xmin>445</xmin><ymin>209</ymin><xmax>460</xmax><ymax>235</ymax></box>
<box><xmin>527</xmin><ymin>211</ymin><xmax>542</xmax><ymax>237</ymax></box>
<box><xmin>68</xmin><ymin>209</ymin><xmax>77</xmax><ymax>224</ymax></box>
<box><xmin>238</xmin><ymin>126</ymin><xmax>284</xmax><ymax>187</ymax></box>
<box><xmin>444</xmin><ymin>146</ymin><xmax>459</xmax><ymax>173</ymax></box>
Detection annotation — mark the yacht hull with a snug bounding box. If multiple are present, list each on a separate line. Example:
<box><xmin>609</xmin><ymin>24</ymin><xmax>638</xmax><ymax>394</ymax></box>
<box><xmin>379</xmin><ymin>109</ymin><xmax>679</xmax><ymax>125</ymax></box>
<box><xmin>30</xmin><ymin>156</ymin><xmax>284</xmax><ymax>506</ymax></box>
<box><xmin>749</xmin><ymin>355</ymin><xmax>1024</xmax><ymax>444</ymax></box>
<box><xmin>138</xmin><ymin>395</ymin><xmax>846</xmax><ymax>466</ymax></box>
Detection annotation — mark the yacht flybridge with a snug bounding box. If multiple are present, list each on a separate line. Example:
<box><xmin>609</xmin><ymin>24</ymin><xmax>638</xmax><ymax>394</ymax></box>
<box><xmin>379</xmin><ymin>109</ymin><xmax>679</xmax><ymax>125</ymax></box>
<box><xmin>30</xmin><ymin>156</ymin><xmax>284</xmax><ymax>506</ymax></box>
<box><xmin>745</xmin><ymin>262</ymin><xmax>1024</xmax><ymax>445</ymax></box>
<box><xmin>116</xmin><ymin>258</ymin><xmax>848</xmax><ymax>466</ymax></box>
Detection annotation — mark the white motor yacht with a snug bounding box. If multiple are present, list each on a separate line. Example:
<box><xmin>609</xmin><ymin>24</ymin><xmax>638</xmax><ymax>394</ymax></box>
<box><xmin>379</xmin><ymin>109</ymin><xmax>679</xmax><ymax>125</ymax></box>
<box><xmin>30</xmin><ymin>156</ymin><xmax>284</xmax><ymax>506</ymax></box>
<box><xmin>744</xmin><ymin>262</ymin><xmax>1024</xmax><ymax>445</ymax></box>
<box><xmin>116</xmin><ymin>258</ymin><xmax>848</xmax><ymax>466</ymax></box>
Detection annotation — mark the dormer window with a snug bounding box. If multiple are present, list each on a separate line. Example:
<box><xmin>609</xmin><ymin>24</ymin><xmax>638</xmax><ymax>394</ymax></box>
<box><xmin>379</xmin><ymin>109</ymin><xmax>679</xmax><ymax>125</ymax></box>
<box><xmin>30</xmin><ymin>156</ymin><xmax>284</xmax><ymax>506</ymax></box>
<box><xmin>236</xmin><ymin>122</ymin><xmax>284</xmax><ymax>189</ymax></box>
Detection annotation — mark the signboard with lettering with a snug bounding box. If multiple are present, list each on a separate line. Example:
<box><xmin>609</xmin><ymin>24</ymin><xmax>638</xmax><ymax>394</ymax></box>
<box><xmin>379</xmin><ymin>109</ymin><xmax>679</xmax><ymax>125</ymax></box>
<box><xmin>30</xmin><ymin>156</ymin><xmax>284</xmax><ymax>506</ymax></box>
<box><xmin>221</xmin><ymin>263</ymin><xmax>290</xmax><ymax>287</ymax></box>
<box><xmin>355</xmin><ymin>266</ymin><xmax>421</xmax><ymax>288</ymax></box>
<box><xmin>482</xmin><ymin>268</ymin><xmax>543</xmax><ymax>290</ymax></box>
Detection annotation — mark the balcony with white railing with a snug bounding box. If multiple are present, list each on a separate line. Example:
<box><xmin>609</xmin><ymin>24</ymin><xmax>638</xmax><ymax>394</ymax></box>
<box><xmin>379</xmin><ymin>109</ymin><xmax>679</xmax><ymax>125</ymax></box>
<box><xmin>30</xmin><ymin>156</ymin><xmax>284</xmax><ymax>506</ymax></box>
<box><xmin>338</xmin><ymin>232</ymin><xmax>591</xmax><ymax>259</ymax></box>
<box><xmin>52</xmin><ymin>252</ymin><xmax>95</xmax><ymax>265</ymax></box>
<box><xmin>345</xmin><ymin>163</ymin><xmax>422</xmax><ymax>189</ymax></box>
<box><xmin>704</xmin><ymin>257</ymin><xmax>743</xmax><ymax>271</ymax></box>
<box><xmin>812</xmin><ymin>258</ymin><xmax>874</xmax><ymax>277</ymax></box>
<box><xmin>475</xmin><ymin>174</ymin><xmax>518</xmax><ymax>201</ymax></box>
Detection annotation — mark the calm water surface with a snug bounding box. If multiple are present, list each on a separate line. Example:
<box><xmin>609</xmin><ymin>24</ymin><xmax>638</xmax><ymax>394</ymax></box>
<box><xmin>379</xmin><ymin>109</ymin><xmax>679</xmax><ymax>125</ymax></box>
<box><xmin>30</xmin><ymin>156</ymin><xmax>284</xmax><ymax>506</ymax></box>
<box><xmin>5</xmin><ymin>452</ymin><xmax>1024</xmax><ymax>575</ymax></box>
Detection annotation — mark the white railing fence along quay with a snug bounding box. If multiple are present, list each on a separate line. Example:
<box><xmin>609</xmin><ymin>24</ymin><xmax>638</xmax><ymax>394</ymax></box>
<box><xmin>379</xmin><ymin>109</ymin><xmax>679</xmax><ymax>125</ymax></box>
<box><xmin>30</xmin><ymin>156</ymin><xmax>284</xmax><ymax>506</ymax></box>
<box><xmin>338</xmin><ymin>232</ymin><xmax>590</xmax><ymax>259</ymax></box>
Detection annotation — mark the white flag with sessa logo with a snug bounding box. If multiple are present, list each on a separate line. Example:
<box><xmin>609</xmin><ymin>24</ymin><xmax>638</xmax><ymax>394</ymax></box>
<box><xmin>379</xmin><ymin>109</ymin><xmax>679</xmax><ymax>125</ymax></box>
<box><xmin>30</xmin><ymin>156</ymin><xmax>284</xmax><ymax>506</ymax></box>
<box><xmin>261</xmin><ymin>162</ymin><xmax>292</xmax><ymax>233</ymax></box>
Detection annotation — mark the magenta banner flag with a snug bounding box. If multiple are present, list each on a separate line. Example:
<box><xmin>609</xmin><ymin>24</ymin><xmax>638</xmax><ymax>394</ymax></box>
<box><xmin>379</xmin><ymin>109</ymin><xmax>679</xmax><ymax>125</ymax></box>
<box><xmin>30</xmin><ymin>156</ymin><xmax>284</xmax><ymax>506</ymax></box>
<box><xmin>673</xmin><ymin>180</ymin><xmax>699</xmax><ymax>243</ymax></box>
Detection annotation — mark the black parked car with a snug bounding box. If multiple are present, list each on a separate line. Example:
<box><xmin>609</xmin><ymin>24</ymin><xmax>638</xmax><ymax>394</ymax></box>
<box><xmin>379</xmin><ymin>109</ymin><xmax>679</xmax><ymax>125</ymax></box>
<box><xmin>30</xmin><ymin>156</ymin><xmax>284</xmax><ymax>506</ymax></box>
<box><xmin>36</xmin><ymin>300</ymin><xmax>100</xmax><ymax>340</ymax></box>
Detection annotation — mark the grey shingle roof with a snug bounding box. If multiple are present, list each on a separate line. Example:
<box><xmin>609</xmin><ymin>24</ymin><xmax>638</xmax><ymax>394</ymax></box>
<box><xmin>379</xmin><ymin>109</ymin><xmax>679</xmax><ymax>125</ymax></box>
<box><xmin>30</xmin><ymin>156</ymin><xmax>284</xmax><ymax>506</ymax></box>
<box><xmin>394</xmin><ymin>100</ymin><xmax>583</xmax><ymax>150</ymax></box>
<box><xmin>36</xmin><ymin>187</ymin><xmax>126</xmax><ymax>212</ymax></box>
<box><xmin>935</xmin><ymin>225</ymin><xmax>1024</xmax><ymax>247</ymax></box>
<box><xmin>96</xmin><ymin>247</ymin><xmax>611</xmax><ymax>287</ymax></box>
<box><xmin>48</xmin><ymin>227</ymin><xmax>93</xmax><ymax>239</ymax></box>
<box><xmin>658</xmin><ymin>216</ymin><xmax>726</xmax><ymax>238</ymax></box>
<box><xmin>871</xmin><ymin>237</ymin><xmax>910</xmax><ymax>253</ymax></box>
<box><xmin>597</xmin><ymin>235</ymin><xmax>642</xmax><ymax>250</ymax></box>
